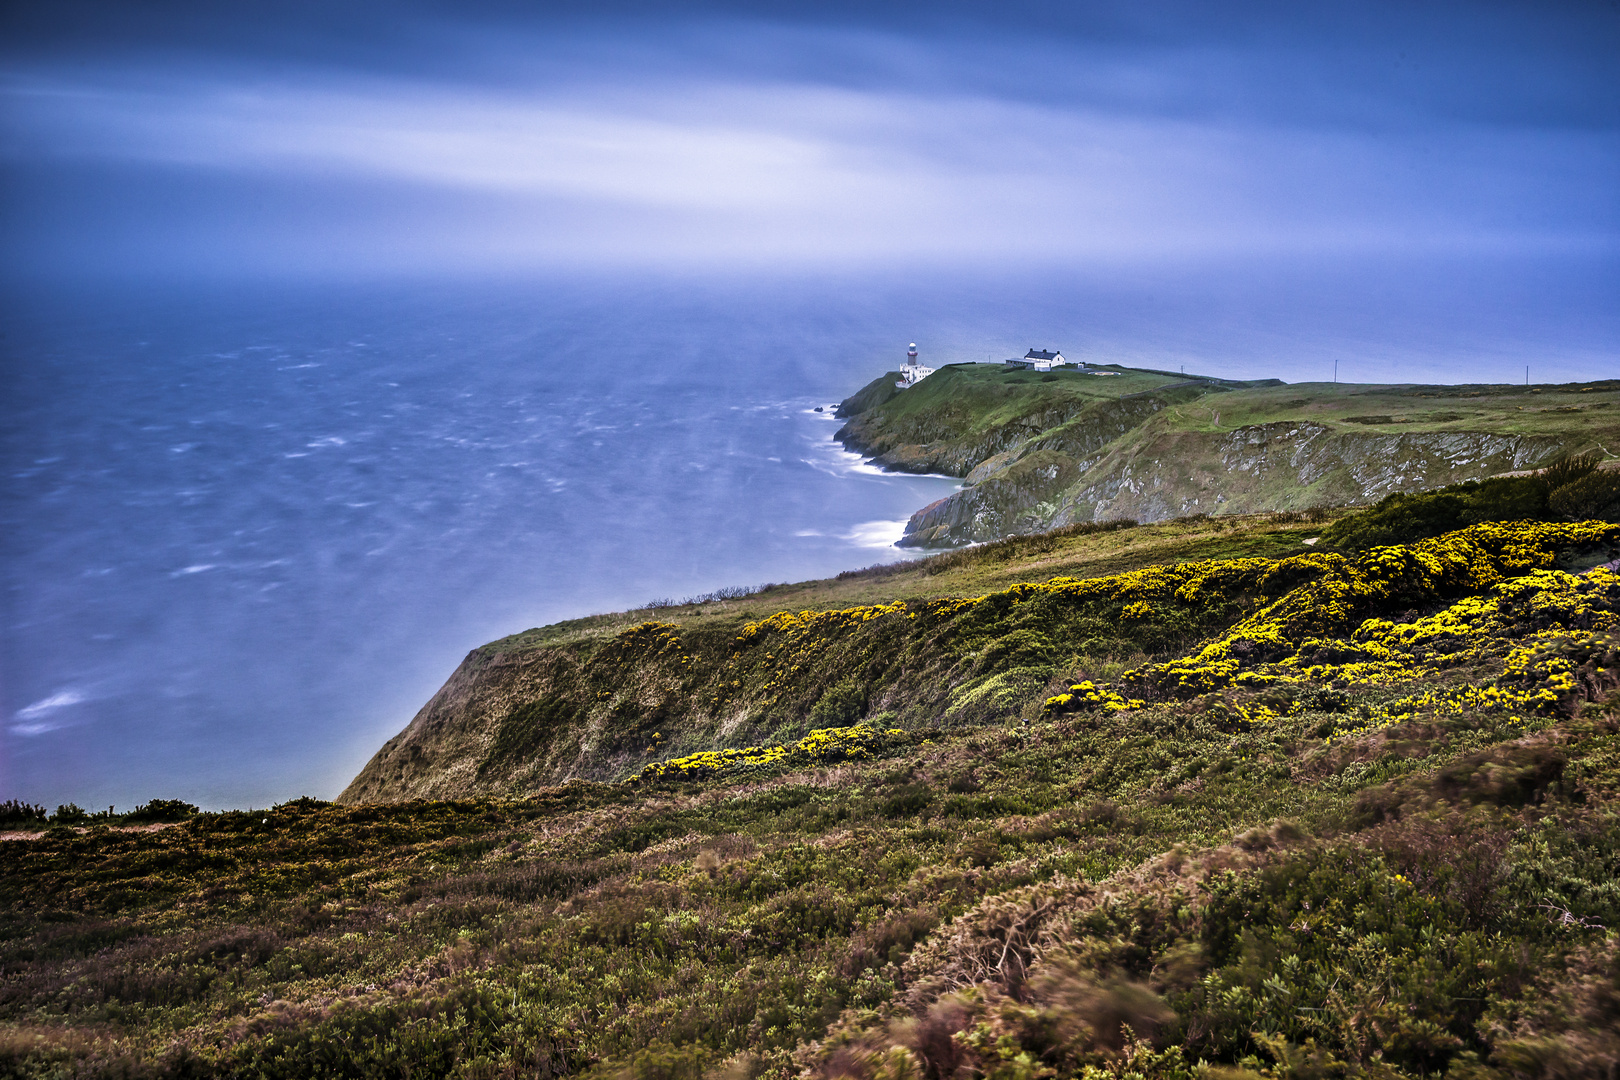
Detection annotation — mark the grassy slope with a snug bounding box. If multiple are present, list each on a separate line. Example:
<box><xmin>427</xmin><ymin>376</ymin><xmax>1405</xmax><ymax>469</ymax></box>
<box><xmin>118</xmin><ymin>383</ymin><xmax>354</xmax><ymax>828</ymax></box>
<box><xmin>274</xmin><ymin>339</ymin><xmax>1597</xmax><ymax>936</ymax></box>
<box><xmin>9</xmin><ymin>371</ymin><xmax>1620</xmax><ymax>1079</ymax></box>
<box><xmin>486</xmin><ymin>514</ymin><xmax>1344</xmax><ymax>653</ymax></box>
<box><xmin>7</xmin><ymin>519</ymin><xmax>1620</xmax><ymax>1078</ymax></box>
<box><xmin>853</xmin><ymin>371</ymin><xmax>1620</xmax><ymax>544</ymax></box>
<box><xmin>849</xmin><ymin>364</ymin><xmax>1194</xmax><ymax>434</ymax></box>
<box><xmin>1144</xmin><ymin>379</ymin><xmax>1620</xmax><ymax>438</ymax></box>
<box><xmin>331</xmin><ymin>516</ymin><xmax>1353</xmax><ymax>804</ymax></box>
<box><xmin>833</xmin><ymin>364</ymin><xmax>1215</xmax><ymax>474</ymax></box>
<box><xmin>4</xmin><ymin>552</ymin><xmax>1618</xmax><ymax>1077</ymax></box>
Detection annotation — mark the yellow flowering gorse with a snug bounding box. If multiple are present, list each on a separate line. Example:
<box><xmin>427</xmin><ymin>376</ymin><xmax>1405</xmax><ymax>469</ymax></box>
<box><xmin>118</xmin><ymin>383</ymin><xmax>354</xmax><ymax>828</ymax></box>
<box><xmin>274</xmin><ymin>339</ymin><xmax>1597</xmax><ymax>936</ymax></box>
<box><xmin>635</xmin><ymin>724</ymin><xmax>906</xmax><ymax>783</ymax></box>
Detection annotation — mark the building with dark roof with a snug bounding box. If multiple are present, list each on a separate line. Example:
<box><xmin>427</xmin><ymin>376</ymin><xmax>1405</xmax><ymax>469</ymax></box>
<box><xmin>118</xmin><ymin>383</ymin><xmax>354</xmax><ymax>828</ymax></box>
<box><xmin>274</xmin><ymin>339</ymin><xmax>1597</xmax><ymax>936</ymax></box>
<box><xmin>1007</xmin><ymin>348</ymin><xmax>1069</xmax><ymax>370</ymax></box>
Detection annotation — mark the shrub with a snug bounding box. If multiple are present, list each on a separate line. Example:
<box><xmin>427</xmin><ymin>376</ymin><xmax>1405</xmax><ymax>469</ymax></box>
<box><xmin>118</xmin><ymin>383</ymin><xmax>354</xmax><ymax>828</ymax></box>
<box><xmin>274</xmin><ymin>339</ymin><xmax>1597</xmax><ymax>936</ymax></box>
<box><xmin>810</xmin><ymin>677</ymin><xmax>868</xmax><ymax>727</ymax></box>
<box><xmin>50</xmin><ymin>803</ymin><xmax>89</xmax><ymax>824</ymax></box>
<box><xmin>1193</xmin><ymin>848</ymin><xmax>1524</xmax><ymax>1072</ymax></box>
<box><xmin>125</xmin><ymin>799</ymin><xmax>201</xmax><ymax>824</ymax></box>
<box><xmin>0</xmin><ymin>800</ymin><xmax>47</xmax><ymax>828</ymax></box>
<box><xmin>1549</xmin><ymin>468</ymin><xmax>1620</xmax><ymax>522</ymax></box>
<box><xmin>1321</xmin><ymin>477</ymin><xmax>1547</xmax><ymax>550</ymax></box>
<box><xmin>1539</xmin><ymin>452</ymin><xmax>1603</xmax><ymax>493</ymax></box>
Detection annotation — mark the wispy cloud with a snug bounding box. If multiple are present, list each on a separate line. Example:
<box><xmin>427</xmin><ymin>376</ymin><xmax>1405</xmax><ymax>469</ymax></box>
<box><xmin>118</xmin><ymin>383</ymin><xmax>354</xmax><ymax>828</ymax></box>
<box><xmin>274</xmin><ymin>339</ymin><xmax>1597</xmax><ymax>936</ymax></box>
<box><xmin>3</xmin><ymin>12</ymin><xmax>1615</xmax><ymax>273</ymax></box>
<box><xmin>12</xmin><ymin>690</ymin><xmax>86</xmax><ymax>735</ymax></box>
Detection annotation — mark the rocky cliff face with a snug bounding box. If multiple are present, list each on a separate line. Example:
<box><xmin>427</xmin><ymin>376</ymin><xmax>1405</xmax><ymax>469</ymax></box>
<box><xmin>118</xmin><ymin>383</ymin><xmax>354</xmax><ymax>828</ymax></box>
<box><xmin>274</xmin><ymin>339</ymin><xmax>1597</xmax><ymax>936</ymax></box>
<box><xmin>898</xmin><ymin>391</ymin><xmax>1211</xmax><ymax>544</ymax></box>
<box><xmin>858</xmin><ymin>373</ymin><xmax>1620</xmax><ymax>547</ymax></box>
<box><xmin>1059</xmin><ymin>424</ymin><xmax>1566</xmax><ymax>525</ymax></box>
<box><xmin>909</xmin><ymin>420</ymin><xmax>1572</xmax><ymax>546</ymax></box>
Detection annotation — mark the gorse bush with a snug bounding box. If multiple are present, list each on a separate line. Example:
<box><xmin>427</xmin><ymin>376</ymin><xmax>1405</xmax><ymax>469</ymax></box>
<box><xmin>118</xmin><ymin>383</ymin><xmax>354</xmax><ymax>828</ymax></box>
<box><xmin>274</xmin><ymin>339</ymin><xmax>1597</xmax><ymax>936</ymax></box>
<box><xmin>1322</xmin><ymin>454</ymin><xmax>1616</xmax><ymax>551</ymax></box>
<box><xmin>50</xmin><ymin>802</ymin><xmax>89</xmax><ymax>824</ymax></box>
<box><xmin>633</xmin><ymin>723</ymin><xmax>907</xmax><ymax>782</ymax></box>
<box><xmin>1539</xmin><ymin>451</ymin><xmax>1603</xmax><ymax>493</ymax></box>
<box><xmin>1549</xmin><ymin>467</ymin><xmax>1620</xmax><ymax>523</ymax></box>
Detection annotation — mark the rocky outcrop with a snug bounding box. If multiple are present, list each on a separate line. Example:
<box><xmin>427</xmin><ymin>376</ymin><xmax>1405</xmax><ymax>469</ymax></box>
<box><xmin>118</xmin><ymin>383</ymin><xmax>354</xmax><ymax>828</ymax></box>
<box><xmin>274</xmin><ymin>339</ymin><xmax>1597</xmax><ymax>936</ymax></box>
<box><xmin>898</xmin><ymin>393</ymin><xmax>1191</xmax><ymax>545</ymax></box>
<box><xmin>1058</xmin><ymin>424</ymin><xmax>1567</xmax><ymax>527</ymax></box>
<box><xmin>903</xmin><ymin>448</ymin><xmax>1085</xmax><ymax>545</ymax></box>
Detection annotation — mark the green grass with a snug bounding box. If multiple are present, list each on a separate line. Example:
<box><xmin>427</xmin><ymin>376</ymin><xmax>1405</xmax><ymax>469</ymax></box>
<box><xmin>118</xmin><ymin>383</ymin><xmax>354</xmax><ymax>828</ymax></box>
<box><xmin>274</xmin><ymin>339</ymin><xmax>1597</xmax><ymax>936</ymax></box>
<box><xmin>1145</xmin><ymin>378</ymin><xmax>1620</xmax><ymax>439</ymax></box>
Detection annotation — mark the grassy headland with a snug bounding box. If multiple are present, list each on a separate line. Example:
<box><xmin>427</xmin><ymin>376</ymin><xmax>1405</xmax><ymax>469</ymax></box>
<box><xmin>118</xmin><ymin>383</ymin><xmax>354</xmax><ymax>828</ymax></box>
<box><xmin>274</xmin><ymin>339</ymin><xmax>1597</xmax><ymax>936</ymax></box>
<box><xmin>834</xmin><ymin>365</ymin><xmax>1620</xmax><ymax>546</ymax></box>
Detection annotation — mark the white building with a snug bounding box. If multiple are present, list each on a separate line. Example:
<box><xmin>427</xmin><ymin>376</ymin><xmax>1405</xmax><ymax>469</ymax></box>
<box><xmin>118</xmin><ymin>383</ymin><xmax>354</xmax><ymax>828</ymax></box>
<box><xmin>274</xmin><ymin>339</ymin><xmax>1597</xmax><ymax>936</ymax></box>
<box><xmin>896</xmin><ymin>342</ymin><xmax>935</xmax><ymax>388</ymax></box>
<box><xmin>1006</xmin><ymin>348</ymin><xmax>1069</xmax><ymax>371</ymax></box>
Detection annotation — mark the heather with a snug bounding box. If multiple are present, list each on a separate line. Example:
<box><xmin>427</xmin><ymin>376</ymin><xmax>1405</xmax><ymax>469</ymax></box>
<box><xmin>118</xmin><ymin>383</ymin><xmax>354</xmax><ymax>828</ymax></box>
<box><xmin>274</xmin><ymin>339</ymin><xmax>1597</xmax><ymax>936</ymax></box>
<box><xmin>6</xmin><ymin>520</ymin><xmax>1620</xmax><ymax>1078</ymax></box>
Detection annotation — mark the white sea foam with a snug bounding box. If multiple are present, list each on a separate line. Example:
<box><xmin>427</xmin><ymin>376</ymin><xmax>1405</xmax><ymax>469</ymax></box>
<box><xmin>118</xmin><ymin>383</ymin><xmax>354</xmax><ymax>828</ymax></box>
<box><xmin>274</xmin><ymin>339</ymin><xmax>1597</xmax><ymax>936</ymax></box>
<box><xmin>171</xmin><ymin>564</ymin><xmax>216</xmax><ymax>576</ymax></box>
<box><xmin>801</xmin><ymin>440</ymin><xmax>890</xmax><ymax>479</ymax></box>
<box><xmin>843</xmin><ymin>520</ymin><xmax>907</xmax><ymax>549</ymax></box>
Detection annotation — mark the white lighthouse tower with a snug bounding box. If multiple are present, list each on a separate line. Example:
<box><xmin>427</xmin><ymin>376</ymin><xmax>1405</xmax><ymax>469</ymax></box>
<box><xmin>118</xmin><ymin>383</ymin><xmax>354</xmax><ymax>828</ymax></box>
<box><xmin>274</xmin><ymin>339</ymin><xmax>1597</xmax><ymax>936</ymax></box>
<box><xmin>896</xmin><ymin>342</ymin><xmax>935</xmax><ymax>389</ymax></box>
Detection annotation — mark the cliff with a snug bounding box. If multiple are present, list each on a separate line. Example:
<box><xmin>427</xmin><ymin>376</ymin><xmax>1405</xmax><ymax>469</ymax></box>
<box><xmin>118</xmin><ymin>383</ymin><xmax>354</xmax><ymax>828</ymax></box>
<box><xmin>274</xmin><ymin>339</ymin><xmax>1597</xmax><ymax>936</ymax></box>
<box><xmin>339</xmin><ymin>513</ymin><xmax>1339</xmax><ymax>803</ymax></box>
<box><xmin>836</xmin><ymin>368</ymin><xmax>1620</xmax><ymax>546</ymax></box>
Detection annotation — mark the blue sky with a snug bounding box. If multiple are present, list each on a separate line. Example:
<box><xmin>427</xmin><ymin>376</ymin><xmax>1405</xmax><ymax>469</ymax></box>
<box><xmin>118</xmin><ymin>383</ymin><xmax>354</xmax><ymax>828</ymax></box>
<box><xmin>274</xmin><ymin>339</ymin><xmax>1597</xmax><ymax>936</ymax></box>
<box><xmin>4</xmin><ymin>0</ymin><xmax>1616</xmax><ymax>277</ymax></box>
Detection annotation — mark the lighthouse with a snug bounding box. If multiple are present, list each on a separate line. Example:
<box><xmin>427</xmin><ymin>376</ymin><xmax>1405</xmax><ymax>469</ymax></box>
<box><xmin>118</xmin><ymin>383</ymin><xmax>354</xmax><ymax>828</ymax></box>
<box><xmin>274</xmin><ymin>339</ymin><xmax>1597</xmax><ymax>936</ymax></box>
<box><xmin>896</xmin><ymin>342</ymin><xmax>935</xmax><ymax>389</ymax></box>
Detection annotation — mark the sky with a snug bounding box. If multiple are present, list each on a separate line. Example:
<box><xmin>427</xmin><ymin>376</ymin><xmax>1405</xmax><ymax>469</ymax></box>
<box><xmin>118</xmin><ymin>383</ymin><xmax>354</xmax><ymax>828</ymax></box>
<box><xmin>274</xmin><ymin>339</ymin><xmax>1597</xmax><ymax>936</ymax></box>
<box><xmin>4</xmin><ymin>0</ymin><xmax>1617</xmax><ymax>278</ymax></box>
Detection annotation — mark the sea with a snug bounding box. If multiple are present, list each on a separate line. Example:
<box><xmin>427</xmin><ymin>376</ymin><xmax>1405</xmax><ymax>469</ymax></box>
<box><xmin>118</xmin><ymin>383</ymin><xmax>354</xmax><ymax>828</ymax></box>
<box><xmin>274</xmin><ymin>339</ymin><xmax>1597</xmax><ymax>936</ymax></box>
<box><xmin>4</xmin><ymin>254</ymin><xmax>1617</xmax><ymax>809</ymax></box>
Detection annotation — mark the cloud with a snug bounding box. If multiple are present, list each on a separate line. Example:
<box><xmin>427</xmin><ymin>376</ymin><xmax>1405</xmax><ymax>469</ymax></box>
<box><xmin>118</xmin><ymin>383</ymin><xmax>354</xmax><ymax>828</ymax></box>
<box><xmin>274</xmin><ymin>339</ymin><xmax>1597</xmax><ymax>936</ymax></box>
<box><xmin>12</xmin><ymin>690</ymin><xmax>86</xmax><ymax>735</ymax></box>
<box><xmin>2</xmin><ymin>12</ymin><xmax>1616</xmax><ymax>273</ymax></box>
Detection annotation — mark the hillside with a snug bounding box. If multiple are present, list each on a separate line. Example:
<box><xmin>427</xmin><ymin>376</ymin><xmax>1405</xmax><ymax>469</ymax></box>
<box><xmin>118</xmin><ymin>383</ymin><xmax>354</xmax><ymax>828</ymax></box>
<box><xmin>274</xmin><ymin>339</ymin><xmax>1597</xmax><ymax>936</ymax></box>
<box><xmin>833</xmin><ymin>365</ymin><xmax>1620</xmax><ymax>546</ymax></box>
<box><xmin>5</xmin><ymin>518</ymin><xmax>1620</xmax><ymax>1079</ymax></box>
<box><xmin>338</xmin><ymin>514</ymin><xmax>1342</xmax><ymax>803</ymax></box>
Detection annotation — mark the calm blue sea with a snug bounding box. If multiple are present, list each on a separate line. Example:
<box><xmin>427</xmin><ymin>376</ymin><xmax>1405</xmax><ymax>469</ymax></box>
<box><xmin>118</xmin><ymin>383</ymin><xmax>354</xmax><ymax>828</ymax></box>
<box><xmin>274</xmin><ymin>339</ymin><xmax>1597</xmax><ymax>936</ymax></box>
<box><xmin>4</xmin><ymin>256</ymin><xmax>1617</xmax><ymax>808</ymax></box>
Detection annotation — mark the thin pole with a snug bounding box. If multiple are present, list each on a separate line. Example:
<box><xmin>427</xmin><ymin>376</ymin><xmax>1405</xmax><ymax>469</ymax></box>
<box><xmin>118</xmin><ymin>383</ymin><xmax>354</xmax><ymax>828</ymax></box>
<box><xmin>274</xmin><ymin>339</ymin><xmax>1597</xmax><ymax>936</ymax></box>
<box><xmin>1333</xmin><ymin>359</ymin><xmax>1338</xmax><ymax>384</ymax></box>
<box><xmin>1526</xmin><ymin>365</ymin><xmax>1530</xmax><ymax>386</ymax></box>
